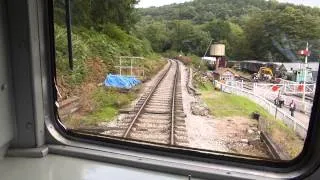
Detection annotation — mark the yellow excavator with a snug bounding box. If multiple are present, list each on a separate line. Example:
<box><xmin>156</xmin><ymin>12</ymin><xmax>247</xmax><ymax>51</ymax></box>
<box><xmin>252</xmin><ymin>67</ymin><xmax>274</xmax><ymax>82</ymax></box>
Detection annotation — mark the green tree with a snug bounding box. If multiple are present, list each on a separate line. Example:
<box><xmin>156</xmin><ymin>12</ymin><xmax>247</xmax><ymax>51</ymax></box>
<box><xmin>245</xmin><ymin>7</ymin><xmax>320</xmax><ymax>61</ymax></box>
<box><xmin>54</xmin><ymin>0</ymin><xmax>140</xmax><ymax>31</ymax></box>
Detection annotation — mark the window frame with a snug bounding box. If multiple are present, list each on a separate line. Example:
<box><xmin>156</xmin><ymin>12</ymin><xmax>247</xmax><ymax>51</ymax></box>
<box><xmin>43</xmin><ymin>0</ymin><xmax>320</xmax><ymax>179</ymax></box>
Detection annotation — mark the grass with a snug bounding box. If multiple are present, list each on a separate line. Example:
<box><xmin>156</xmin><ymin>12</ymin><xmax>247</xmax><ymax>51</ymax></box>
<box><xmin>84</xmin><ymin>106</ymin><xmax>118</xmax><ymax>126</ymax></box>
<box><xmin>265</xmin><ymin>118</ymin><xmax>304</xmax><ymax>158</ymax></box>
<box><xmin>200</xmin><ymin>84</ymin><xmax>269</xmax><ymax>118</ymax></box>
<box><xmin>81</xmin><ymin>87</ymin><xmax>137</xmax><ymax>126</ymax></box>
<box><xmin>198</xmin><ymin>81</ymin><xmax>303</xmax><ymax>158</ymax></box>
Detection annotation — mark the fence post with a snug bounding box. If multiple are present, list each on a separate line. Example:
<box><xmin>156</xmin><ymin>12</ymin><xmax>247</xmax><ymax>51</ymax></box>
<box><xmin>275</xmin><ymin>105</ymin><xmax>278</xmax><ymax>120</ymax></box>
<box><xmin>293</xmin><ymin>118</ymin><xmax>297</xmax><ymax>131</ymax></box>
<box><xmin>284</xmin><ymin>84</ymin><xmax>287</xmax><ymax>94</ymax></box>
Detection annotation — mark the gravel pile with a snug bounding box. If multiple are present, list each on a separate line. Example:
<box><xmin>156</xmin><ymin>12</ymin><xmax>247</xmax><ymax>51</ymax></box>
<box><xmin>190</xmin><ymin>101</ymin><xmax>210</xmax><ymax>116</ymax></box>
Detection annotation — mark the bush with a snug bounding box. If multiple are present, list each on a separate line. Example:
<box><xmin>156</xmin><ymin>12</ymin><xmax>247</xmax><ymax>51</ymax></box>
<box><xmin>55</xmin><ymin>23</ymin><xmax>154</xmax><ymax>86</ymax></box>
<box><xmin>161</xmin><ymin>50</ymin><xmax>179</xmax><ymax>58</ymax></box>
<box><xmin>190</xmin><ymin>55</ymin><xmax>208</xmax><ymax>71</ymax></box>
<box><xmin>175</xmin><ymin>55</ymin><xmax>192</xmax><ymax>65</ymax></box>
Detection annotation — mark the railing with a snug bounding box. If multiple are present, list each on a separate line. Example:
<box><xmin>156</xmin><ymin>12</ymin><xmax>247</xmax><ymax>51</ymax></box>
<box><xmin>232</xmin><ymin>81</ymin><xmax>314</xmax><ymax>114</ymax></box>
<box><xmin>214</xmin><ymin>80</ymin><xmax>308</xmax><ymax>139</ymax></box>
<box><xmin>277</xmin><ymin>78</ymin><xmax>316</xmax><ymax>96</ymax></box>
<box><xmin>116</xmin><ymin>56</ymin><xmax>145</xmax><ymax>77</ymax></box>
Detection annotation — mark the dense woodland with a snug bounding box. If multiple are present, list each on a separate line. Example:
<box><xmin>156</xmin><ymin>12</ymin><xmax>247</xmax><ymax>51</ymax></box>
<box><xmin>54</xmin><ymin>0</ymin><xmax>320</xmax><ymax>71</ymax></box>
<box><xmin>138</xmin><ymin>0</ymin><xmax>320</xmax><ymax>62</ymax></box>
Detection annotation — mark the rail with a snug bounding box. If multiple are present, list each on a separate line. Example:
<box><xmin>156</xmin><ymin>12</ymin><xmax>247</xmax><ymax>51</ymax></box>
<box><xmin>123</xmin><ymin>60</ymin><xmax>179</xmax><ymax>145</ymax></box>
<box><xmin>171</xmin><ymin>62</ymin><xmax>179</xmax><ymax>145</ymax></box>
<box><xmin>123</xmin><ymin>61</ymin><xmax>173</xmax><ymax>138</ymax></box>
<box><xmin>214</xmin><ymin>80</ymin><xmax>308</xmax><ymax>139</ymax></box>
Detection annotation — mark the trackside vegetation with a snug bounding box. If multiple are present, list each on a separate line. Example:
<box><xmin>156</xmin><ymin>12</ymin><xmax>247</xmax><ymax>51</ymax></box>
<box><xmin>54</xmin><ymin>0</ymin><xmax>310</xmax><ymax>157</ymax></box>
<box><xmin>198</xmin><ymin>82</ymin><xmax>303</xmax><ymax>158</ymax></box>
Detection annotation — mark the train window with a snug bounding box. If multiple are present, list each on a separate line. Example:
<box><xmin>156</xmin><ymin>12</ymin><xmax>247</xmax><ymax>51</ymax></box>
<box><xmin>52</xmin><ymin>0</ymin><xmax>320</xmax><ymax>162</ymax></box>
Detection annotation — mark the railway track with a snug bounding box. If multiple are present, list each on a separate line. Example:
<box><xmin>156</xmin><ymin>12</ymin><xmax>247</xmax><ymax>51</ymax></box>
<box><xmin>123</xmin><ymin>60</ymin><xmax>187</xmax><ymax>145</ymax></box>
<box><xmin>99</xmin><ymin>59</ymin><xmax>188</xmax><ymax>146</ymax></box>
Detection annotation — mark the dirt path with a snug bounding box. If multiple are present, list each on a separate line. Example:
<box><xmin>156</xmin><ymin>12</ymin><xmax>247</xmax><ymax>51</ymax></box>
<box><xmin>179</xmin><ymin>62</ymin><xmax>228</xmax><ymax>152</ymax></box>
<box><xmin>180</xmin><ymin>62</ymin><xmax>270</xmax><ymax>158</ymax></box>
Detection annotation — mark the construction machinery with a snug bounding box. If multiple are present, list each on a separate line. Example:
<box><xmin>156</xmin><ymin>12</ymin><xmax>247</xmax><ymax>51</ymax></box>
<box><xmin>252</xmin><ymin>67</ymin><xmax>274</xmax><ymax>81</ymax></box>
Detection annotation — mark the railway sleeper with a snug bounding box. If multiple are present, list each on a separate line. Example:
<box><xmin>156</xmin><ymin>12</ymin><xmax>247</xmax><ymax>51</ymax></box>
<box><xmin>119</xmin><ymin>117</ymin><xmax>133</xmax><ymax>123</ymax></box>
<box><xmin>134</xmin><ymin>124</ymin><xmax>170</xmax><ymax>129</ymax></box>
<box><xmin>134</xmin><ymin>122</ymin><xmax>170</xmax><ymax>128</ymax></box>
<box><xmin>175</xmin><ymin>112</ymin><xmax>186</xmax><ymax>117</ymax></box>
<box><xmin>153</xmin><ymin>87</ymin><xmax>173</xmax><ymax>91</ymax></box>
<box><xmin>154</xmin><ymin>87</ymin><xmax>173</xmax><ymax>91</ymax></box>
<box><xmin>133</xmin><ymin>127</ymin><xmax>169</xmax><ymax>133</ymax></box>
<box><xmin>152</xmin><ymin>90</ymin><xmax>173</xmax><ymax>93</ymax></box>
<box><xmin>144</xmin><ymin>109</ymin><xmax>171</xmax><ymax>114</ymax></box>
<box><xmin>139</xmin><ymin>114</ymin><xmax>170</xmax><ymax>119</ymax></box>
<box><xmin>150</xmin><ymin>97</ymin><xmax>172</xmax><ymax>101</ymax></box>
<box><xmin>174</xmin><ymin>131</ymin><xmax>187</xmax><ymax>137</ymax></box>
<box><xmin>145</xmin><ymin>104</ymin><xmax>171</xmax><ymax>109</ymax></box>
<box><xmin>145</xmin><ymin>103</ymin><xmax>171</xmax><ymax>107</ymax></box>
<box><xmin>175</xmin><ymin>108</ymin><xmax>184</xmax><ymax>112</ymax></box>
<box><xmin>115</xmin><ymin>123</ymin><xmax>131</xmax><ymax>129</ymax></box>
<box><xmin>146</xmin><ymin>99</ymin><xmax>172</xmax><ymax>103</ymax></box>
<box><xmin>175</xmin><ymin>116</ymin><xmax>186</xmax><ymax>121</ymax></box>
<box><xmin>137</xmin><ymin>97</ymin><xmax>147</xmax><ymax>102</ymax></box>
<box><xmin>174</xmin><ymin>105</ymin><xmax>184</xmax><ymax>109</ymax></box>
<box><xmin>174</xmin><ymin>136</ymin><xmax>189</xmax><ymax>143</ymax></box>
<box><xmin>174</xmin><ymin>124</ymin><xmax>186</xmax><ymax>128</ymax></box>
<box><xmin>174</xmin><ymin>121</ymin><xmax>186</xmax><ymax>127</ymax></box>
<box><xmin>175</xmin><ymin>126</ymin><xmax>187</xmax><ymax>132</ymax></box>
<box><xmin>101</xmin><ymin>131</ymin><xmax>125</xmax><ymax>137</ymax></box>
<box><xmin>129</xmin><ymin>133</ymin><xmax>170</xmax><ymax>141</ymax></box>
<box><xmin>128</xmin><ymin>134</ymin><xmax>170</xmax><ymax>144</ymax></box>
<box><xmin>136</xmin><ymin>119</ymin><xmax>171</xmax><ymax>125</ymax></box>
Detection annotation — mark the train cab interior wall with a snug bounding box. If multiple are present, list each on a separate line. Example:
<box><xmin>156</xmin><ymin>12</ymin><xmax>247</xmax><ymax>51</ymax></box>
<box><xmin>1</xmin><ymin>0</ymin><xmax>320</xmax><ymax>179</ymax></box>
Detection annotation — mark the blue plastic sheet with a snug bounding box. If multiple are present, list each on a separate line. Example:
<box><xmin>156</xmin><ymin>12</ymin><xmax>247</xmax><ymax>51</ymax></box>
<box><xmin>105</xmin><ymin>74</ymin><xmax>141</xmax><ymax>89</ymax></box>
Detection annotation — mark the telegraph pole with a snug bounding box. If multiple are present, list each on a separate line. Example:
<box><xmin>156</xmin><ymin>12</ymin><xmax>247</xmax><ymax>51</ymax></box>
<box><xmin>302</xmin><ymin>42</ymin><xmax>309</xmax><ymax>113</ymax></box>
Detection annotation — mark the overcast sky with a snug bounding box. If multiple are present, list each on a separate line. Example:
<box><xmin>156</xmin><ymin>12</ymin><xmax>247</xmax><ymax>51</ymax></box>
<box><xmin>137</xmin><ymin>0</ymin><xmax>320</xmax><ymax>8</ymax></box>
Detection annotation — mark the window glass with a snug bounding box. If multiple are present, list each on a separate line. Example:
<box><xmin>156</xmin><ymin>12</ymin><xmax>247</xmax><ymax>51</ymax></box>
<box><xmin>53</xmin><ymin>0</ymin><xmax>320</xmax><ymax>161</ymax></box>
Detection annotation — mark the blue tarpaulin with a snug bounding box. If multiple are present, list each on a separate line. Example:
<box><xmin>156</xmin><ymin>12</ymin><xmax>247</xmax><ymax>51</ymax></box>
<box><xmin>105</xmin><ymin>74</ymin><xmax>141</xmax><ymax>89</ymax></box>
